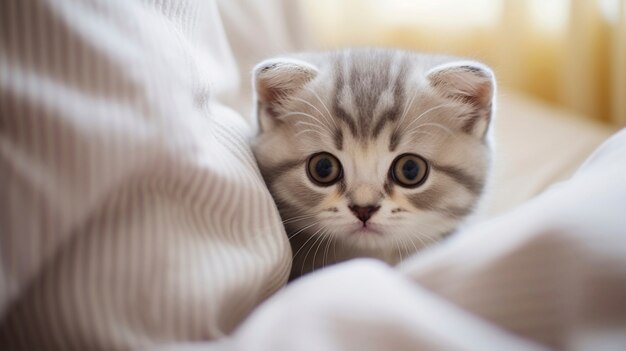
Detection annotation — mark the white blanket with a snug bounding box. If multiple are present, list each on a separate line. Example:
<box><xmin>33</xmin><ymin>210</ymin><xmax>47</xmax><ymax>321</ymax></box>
<box><xmin>1</xmin><ymin>0</ymin><xmax>624</xmax><ymax>350</ymax></box>
<box><xmin>221</xmin><ymin>128</ymin><xmax>626</xmax><ymax>351</ymax></box>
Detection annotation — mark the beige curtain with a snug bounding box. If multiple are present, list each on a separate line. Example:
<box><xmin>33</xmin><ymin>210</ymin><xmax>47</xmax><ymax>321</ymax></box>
<box><xmin>302</xmin><ymin>0</ymin><xmax>626</xmax><ymax>126</ymax></box>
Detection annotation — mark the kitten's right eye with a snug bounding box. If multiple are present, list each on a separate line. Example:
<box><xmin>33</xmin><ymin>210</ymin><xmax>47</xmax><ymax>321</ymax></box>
<box><xmin>307</xmin><ymin>152</ymin><xmax>343</xmax><ymax>186</ymax></box>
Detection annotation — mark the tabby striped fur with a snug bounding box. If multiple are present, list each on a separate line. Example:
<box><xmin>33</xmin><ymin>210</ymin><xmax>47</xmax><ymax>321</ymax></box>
<box><xmin>252</xmin><ymin>48</ymin><xmax>496</xmax><ymax>278</ymax></box>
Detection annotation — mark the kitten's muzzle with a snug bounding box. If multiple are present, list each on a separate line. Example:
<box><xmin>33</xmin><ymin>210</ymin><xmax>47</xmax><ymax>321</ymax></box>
<box><xmin>349</xmin><ymin>205</ymin><xmax>381</xmax><ymax>224</ymax></box>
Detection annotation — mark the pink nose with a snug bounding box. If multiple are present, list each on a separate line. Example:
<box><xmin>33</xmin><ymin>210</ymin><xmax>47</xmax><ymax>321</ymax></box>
<box><xmin>349</xmin><ymin>205</ymin><xmax>380</xmax><ymax>223</ymax></box>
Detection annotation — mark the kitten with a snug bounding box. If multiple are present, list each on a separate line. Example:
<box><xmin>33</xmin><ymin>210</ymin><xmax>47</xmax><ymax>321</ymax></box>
<box><xmin>251</xmin><ymin>48</ymin><xmax>495</xmax><ymax>279</ymax></box>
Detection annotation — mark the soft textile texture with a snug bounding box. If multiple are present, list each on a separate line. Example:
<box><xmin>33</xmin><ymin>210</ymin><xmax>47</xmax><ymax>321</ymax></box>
<box><xmin>1</xmin><ymin>0</ymin><xmax>624</xmax><ymax>350</ymax></box>
<box><xmin>476</xmin><ymin>91</ymin><xmax>615</xmax><ymax>220</ymax></box>
<box><xmin>220</xmin><ymin>128</ymin><xmax>626</xmax><ymax>351</ymax></box>
<box><xmin>0</xmin><ymin>0</ymin><xmax>300</xmax><ymax>348</ymax></box>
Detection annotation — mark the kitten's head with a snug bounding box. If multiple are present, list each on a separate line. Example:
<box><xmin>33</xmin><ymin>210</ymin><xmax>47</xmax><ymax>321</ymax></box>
<box><xmin>252</xmin><ymin>49</ymin><xmax>495</xmax><ymax>261</ymax></box>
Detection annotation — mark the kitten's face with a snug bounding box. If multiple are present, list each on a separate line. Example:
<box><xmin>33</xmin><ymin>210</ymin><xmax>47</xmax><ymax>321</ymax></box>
<box><xmin>252</xmin><ymin>49</ymin><xmax>495</xmax><ymax>262</ymax></box>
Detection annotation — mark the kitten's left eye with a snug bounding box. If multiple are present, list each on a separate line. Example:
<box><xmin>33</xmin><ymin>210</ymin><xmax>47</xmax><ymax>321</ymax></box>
<box><xmin>307</xmin><ymin>152</ymin><xmax>343</xmax><ymax>186</ymax></box>
<box><xmin>390</xmin><ymin>153</ymin><xmax>429</xmax><ymax>188</ymax></box>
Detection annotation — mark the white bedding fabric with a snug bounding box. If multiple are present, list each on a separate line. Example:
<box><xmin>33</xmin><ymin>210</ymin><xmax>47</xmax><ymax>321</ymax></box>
<box><xmin>1</xmin><ymin>0</ymin><xmax>624</xmax><ymax>350</ymax></box>
<box><xmin>221</xmin><ymin>128</ymin><xmax>626</xmax><ymax>351</ymax></box>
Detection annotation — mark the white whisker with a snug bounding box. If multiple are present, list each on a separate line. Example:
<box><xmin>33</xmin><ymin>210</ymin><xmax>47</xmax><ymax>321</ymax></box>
<box><xmin>322</xmin><ymin>233</ymin><xmax>333</xmax><ymax>268</ymax></box>
<box><xmin>311</xmin><ymin>231</ymin><xmax>331</xmax><ymax>273</ymax></box>
<box><xmin>292</xmin><ymin>225</ymin><xmax>326</xmax><ymax>260</ymax></box>
<box><xmin>295</xmin><ymin>128</ymin><xmax>326</xmax><ymax>138</ymax></box>
<box><xmin>404</xmin><ymin>102</ymin><xmax>457</xmax><ymax>130</ymax></box>
<box><xmin>280</xmin><ymin>111</ymin><xmax>334</xmax><ymax>134</ymax></box>
<box><xmin>282</xmin><ymin>213</ymin><xmax>318</xmax><ymax>224</ymax></box>
<box><xmin>288</xmin><ymin>221</ymin><xmax>321</xmax><ymax>240</ymax></box>
<box><xmin>404</xmin><ymin>130</ymin><xmax>437</xmax><ymax>139</ymax></box>
<box><xmin>412</xmin><ymin>230</ymin><xmax>440</xmax><ymax>247</ymax></box>
<box><xmin>301</xmin><ymin>228</ymin><xmax>328</xmax><ymax>275</ymax></box>
<box><xmin>398</xmin><ymin>236</ymin><xmax>411</xmax><ymax>258</ymax></box>
<box><xmin>406</xmin><ymin>122</ymin><xmax>456</xmax><ymax>138</ymax></box>
<box><xmin>397</xmin><ymin>90</ymin><xmax>419</xmax><ymax>127</ymax></box>
<box><xmin>305</xmin><ymin>87</ymin><xmax>338</xmax><ymax>129</ymax></box>
<box><xmin>295</xmin><ymin>120</ymin><xmax>327</xmax><ymax>132</ymax></box>
<box><xmin>291</xmin><ymin>97</ymin><xmax>334</xmax><ymax>129</ymax></box>
<box><xmin>393</xmin><ymin>236</ymin><xmax>404</xmax><ymax>263</ymax></box>
<box><xmin>405</xmin><ymin>235</ymin><xmax>420</xmax><ymax>253</ymax></box>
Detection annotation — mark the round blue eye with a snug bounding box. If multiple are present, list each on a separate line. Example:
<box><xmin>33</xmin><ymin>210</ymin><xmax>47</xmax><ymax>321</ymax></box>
<box><xmin>316</xmin><ymin>158</ymin><xmax>333</xmax><ymax>178</ymax></box>
<box><xmin>402</xmin><ymin>159</ymin><xmax>419</xmax><ymax>180</ymax></box>
<box><xmin>307</xmin><ymin>152</ymin><xmax>342</xmax><ymax>186</ymax></box>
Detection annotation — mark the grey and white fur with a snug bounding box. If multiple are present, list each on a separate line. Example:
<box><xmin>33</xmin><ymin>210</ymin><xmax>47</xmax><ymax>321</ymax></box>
<box><xmin>251</xmin><ymin>48</ymin><xmax>495</xmax><ymax>279</ymax></box>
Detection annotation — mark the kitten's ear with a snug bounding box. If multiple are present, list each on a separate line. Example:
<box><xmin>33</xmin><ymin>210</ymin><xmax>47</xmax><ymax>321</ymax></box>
<box><xmin>253</xmin><ymin>58</ymin><xmax>318</xmax><ymax>131</ymax></box>
<box><xmin>426</xmin><ymin>62</ymin><xmax>495</xmax><ymax>138</ymax></box>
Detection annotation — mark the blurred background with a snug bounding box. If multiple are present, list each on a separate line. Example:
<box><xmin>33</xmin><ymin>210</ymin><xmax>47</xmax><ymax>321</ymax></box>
<box><xmin>300</xmin><ymin>0</ymin><xmax>626</xmax><ymax>127</ymax></box>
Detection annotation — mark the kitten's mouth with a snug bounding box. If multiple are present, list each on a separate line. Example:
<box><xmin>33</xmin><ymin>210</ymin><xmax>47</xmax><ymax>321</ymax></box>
<box><xmin>350</xmin><ymin>223</ymin><xmax>382</xmax><ymax>236</ymax></box>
